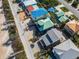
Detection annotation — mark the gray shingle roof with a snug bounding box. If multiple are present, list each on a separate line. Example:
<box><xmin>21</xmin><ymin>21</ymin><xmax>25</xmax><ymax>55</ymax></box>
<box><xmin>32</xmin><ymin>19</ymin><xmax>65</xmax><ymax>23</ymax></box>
<box><xmin>39</xmin><ymin>28</ymin><xmax>66</xmax><ymax>46</ymax></box>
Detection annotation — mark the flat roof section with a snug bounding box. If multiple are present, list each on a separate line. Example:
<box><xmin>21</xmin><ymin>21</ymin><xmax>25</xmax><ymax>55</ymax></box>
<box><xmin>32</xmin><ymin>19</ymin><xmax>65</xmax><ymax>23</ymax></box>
<box><xmin>18</xmin><ymin>11</ymin><xmax>27</xmax><ymax>22</ymax></box>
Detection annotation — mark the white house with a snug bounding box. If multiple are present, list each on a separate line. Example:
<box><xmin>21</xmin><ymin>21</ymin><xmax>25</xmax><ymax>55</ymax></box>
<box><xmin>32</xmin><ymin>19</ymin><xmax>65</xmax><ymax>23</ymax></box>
<box><xmin>53</xmin><ymin>39</ymin><xmax>79</xmax><ymax>59</ymax></box>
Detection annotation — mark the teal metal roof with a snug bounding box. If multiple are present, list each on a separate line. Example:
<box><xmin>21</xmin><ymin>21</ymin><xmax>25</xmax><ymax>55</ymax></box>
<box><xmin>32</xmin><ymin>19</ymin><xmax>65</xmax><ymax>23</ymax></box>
<box><xmin>58</xmin><ymin>16</ymin><xmax>68</xmax><ymax>22</ymax></box>
<box><xmin>55</xmin><ymin>11</ymin><xmax>64</xmax><ymax>17</ymax></box>
<box><xmin>37</xmin><ymin>17</ymin><xmax>54</xmax><ymax>31</ymax></box>
<box><xmin>23</xmin><ymin>0</ymin><xmax>37</xmax><ymax>7</ymax></box>
<box><xmin>16</xmin><ymin>0</ymin><xmax>27</xmax><ymax>3</ymax></box>
<box><xmin>48</xmin><ymin>7</ymin><xmax>56</xmax><ymax>13</ymax></box>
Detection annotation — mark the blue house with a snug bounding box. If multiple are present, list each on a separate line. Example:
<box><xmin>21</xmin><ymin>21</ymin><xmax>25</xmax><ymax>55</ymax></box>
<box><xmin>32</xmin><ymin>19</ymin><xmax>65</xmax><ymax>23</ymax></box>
<box><xmin>31</xmin><ymin>8</ymin><xmax>49</xmax><ymax>21</ymax></box>
<box><xmin>48</xmin><ymin>7</ymin><xmax>56</xmax><ymax>13</ymax></box>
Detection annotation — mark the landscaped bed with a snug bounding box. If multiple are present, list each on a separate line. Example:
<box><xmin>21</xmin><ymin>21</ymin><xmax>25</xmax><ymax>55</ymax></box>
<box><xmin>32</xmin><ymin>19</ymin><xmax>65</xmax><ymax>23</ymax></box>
<box><xmin>72</xmin><ymin>1</ymin><xmax>79</xmax><ymax>8</ymax></box>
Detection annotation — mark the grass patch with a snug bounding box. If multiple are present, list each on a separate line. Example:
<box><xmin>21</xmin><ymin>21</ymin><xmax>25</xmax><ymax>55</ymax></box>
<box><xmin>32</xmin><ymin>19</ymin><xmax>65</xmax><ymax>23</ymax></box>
<box><xmin>73</xmin><ymin>34</ymin><xmax>79</xmax><ymax>48</ymax></box>
<box><xmin>2</xmin><ymin>0</ymin><xmax>27</xmax><ymax>59</ymax></box>
<box><xmin>15</xmin><ymin>51</ymin><xmax>27</xmax><ymax>59</ymax></box>
<box><xmin>12</xmin><ymin>35</ymin><xmax>24</xmax><ymax>52</ymax></box>
<box><xmin>65</xmin><ymin>0</ymin><xmax>73</xmax><ymax>3</ymax></box>
<box><xmin>70</xmin><ymin>15</ymin><xmax>79</xmax><ymax>20</ymax></box>
<box><xmin>2</xmin><ymin>0</ymin><xmax>14</xmax><ymax>20</ymax></box>
<box><xmin>49</xmin><ymin>12</ymin><xmax>57</xmax><ymax>23</ymax></box>
<box><xmin>60</xmin><ymin>7</ymin><xmax>69</xmax><ymax>12</ymax></box>
<box><xmin>72</xmin><ymin>1</ymin><xmax>79</xmax><ymax>8</ymax></box>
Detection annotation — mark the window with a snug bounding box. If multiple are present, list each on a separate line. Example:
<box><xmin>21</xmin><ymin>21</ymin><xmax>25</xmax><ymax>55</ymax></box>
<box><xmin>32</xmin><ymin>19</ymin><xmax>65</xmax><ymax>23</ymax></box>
<box><xmin>41</xmin><ymin>40</ymin><xmax>46</xmax><ymax>47</ymax></box>
<box><xmin>46</xmin><ymin>34</ymin><xmax>53</xmax><ymax>43</ymax></box>
<box><xmin>37</xmin><ymin>41</ymin><xmax>43</xmax><ymax>49</ymax></box>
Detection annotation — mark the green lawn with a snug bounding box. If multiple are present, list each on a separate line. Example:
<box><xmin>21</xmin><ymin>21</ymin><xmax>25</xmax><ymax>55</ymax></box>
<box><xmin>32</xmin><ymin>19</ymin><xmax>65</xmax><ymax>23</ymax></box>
<box><xmin>65</xmin><ymin>0</ymin><xmax>73</xmax><ymax>3</ymax></box>
<box><xmin>72</xmin><ymin>1</ymin><xmax>79</xmax><ymax>8</ymax></box>
<box><xmin>2</xmin><ymin>0</ymin><xmax>14</xmax><ymax>20</ymax></box>
<box><xmin>38</xmin><ymin>0</ymin><xmax>60</xmax><ymax>8</ymax></box>
<box><xmin>15</xmin><ymin>51</ymin><xmax>27</xmax><ymax>59</ymax></box>
<box><xmin>70</xmin><ymin>15</ymin><xmax>79</xmax><ymax>20</ymax></box>
<box><xmin>73</xmin><ymin>34</ymin><xmax>79</xmax><ymax>48</ymax></box>
<box><xmin>60</xmin><ymin>7</ymin><xmax>69</xmax><ymax>12</ymax></box>
<box><xmin>49</xmin><ymin>12</ymin><xmax>57</xmax><ymax>23</ymax></box>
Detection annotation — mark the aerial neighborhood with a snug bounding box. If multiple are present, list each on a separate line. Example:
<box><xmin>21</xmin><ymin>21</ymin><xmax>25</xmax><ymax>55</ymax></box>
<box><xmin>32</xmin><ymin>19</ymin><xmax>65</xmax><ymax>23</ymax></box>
<box><xmin>0</xmin><ymin>0</ymin><xmax>79</xmax><ymax>59</ymax></box>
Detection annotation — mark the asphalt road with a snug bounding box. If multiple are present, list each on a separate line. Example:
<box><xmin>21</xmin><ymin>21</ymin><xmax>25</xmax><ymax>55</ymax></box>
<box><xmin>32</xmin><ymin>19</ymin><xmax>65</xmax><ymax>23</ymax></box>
<box><xmin>8</xmin><ymin>0</ymin><xmax>35</xmax><ymax>59</ymax></box>
<box><xmin>58</xmin><ymin>0</ymin><xmax>79</xmax><ymax>19</ymax></box>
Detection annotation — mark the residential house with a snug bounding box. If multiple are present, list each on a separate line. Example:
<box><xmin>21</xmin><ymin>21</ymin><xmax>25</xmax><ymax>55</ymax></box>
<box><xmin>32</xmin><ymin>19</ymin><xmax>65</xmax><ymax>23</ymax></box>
<box><xmin>37</xmin><ymin>28</ymin><xmax>66</xmax><ymax>49</ymax></box>
<box><xmin>31</xmin><ymin>8</ymin><xmax>50</xmax><ymax>21</ymax></box>
<box><xmin>36</xmin><ymin>17</ymin><xmax>54</xmax><ymax>31</ymax></box>
<box><xmin>55</xmin><ymin>11</ymin><xmax>64</xmax><ymax>18</ymax></box>
<box><xmin>53</xmin><ymin>39</ymin><xmax>79</xmax><ymax>59</ymax></box>
<box><xmin>48</xmin><ymin>7</ymin><xmax>56</xmax><ymax>13</ymax></box>
<box><xmin>22</xmin><ymin>0</ymin><xmax>37</xmax><ymax>7</ymax></box>
<box><xmin>58</xmin><ymin>16</ymin><xmax>69</xmax><ymax>23</ymax></box>
<box><xmin>55</xmin><ymin>11</ymin><xmax>69</xmax><ymax>23</ymax></box>
<box><xmin>64</xmin><ymin>20</ymin><xmax>79</xmax><ymax>36</ymax></box>
<box><xmin>16</xmin><ymin>0</ymin><xmax>27</xmax><ymax>3</ymax></box>
<box><xmin>19</xmin><ymin>0</ymin><xmax>37</xmax><ymax>10</ymax></box>
<box><xmin>26</xmin><ymin>5</ymin><xmax>39</xmax><ymax>14</ymax></box>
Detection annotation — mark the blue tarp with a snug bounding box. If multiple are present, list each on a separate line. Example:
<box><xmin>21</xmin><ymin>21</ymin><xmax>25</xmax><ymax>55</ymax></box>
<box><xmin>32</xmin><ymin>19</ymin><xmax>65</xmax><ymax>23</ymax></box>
<box><xmin>31</xmin><ymin>8</ymin><xmax>48</xmax><ymax>20</ymax></box>
<box><xmin>48</xmin><ymin>7</ymin><xmax>56</xmax><ymax>12</ymax></box>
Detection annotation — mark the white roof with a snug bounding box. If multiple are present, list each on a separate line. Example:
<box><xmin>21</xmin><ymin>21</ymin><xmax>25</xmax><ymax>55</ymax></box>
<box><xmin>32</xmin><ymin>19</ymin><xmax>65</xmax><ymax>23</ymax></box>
<box><xmin>61</xmin><ymin>49</ymin><xmax>79</xmax><ymax>59</ymax></box>
<box><xmin>47</xmin><ymin>28</ymin><xmax>66</xmax><ymax>43</ymax></box>
<box><xmin>23</xmin><ymin>0</ymin><xmax>37</xmax><ymax>7</ymax></box>
<box><xmin>53</xmin><ymin>39</ymin><xmax>79</xmax><ymax>58</ymax></box>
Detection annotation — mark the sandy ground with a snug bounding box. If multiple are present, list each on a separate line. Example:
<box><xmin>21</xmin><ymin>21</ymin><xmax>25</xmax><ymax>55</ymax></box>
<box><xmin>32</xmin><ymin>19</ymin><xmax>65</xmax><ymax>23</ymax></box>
<box><xmin>0</xmin><ymin>1</ymin><xmax>14</xmax><ymax>58</ymax></box>
<box><xmin>0</xmin><ymin>14</ymin><xmax>14</xmax><ymax>59</ymax></box>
